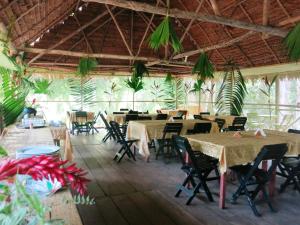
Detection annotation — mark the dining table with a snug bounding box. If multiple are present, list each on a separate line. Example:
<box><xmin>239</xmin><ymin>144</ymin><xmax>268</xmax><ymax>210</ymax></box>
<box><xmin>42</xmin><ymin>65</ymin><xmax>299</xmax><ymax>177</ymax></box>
<box><xmin>68</xmin><ymin>111</ymin><xmax>95</xmax><ymax>123</ymax></box>
<box><xmin>106</xmin><ymin>113</ymin><xmax>162</xmax><ymax>124</ymax></box>
<box><xmin>201</xmin><ymin>115</ymin><xmax>237</xmax><ymax>128</ymax></box>
<box><xmin>126</xmin><ymin>119</ymin><xmax>219</xmax><ymax>161</ymax></box>
<box><xmin>185</xmin><ymin>130</ymin><xmax>300</xmax><ymax>209</ymax></box>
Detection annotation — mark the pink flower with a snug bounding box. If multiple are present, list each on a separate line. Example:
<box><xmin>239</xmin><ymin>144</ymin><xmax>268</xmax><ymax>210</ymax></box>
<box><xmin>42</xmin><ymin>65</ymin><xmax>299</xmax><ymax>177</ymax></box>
<box><xmin>0</xmin><ymin>155</ymin><xmax>90</xmax><ymax>195</ymax></box>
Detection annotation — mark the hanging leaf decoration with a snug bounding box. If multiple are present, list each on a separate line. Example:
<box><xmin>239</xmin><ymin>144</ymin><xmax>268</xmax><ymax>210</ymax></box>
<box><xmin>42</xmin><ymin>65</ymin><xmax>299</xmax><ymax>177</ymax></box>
<box><xmin>125</xmin><ymin>76</ymin><xmax>144</xmax><ymax>93</ymax></box>
<box><xmin>132</xmin><ymin>61</ymin><xmax>149</xmax><ymax>78</ymax></box>
<box><xmin>165</xmin><ymin>72</ymin><xmax>173</xmax><ymax>83</ymax></box>
<box><xmin>215</xmin><ymin>61</ymin><xmax>247</xmax><ymax>116</ymax></box>
<box><xmin>33</xmin><ymin>79</ymin><xmax>52</xmax><ymax>95</ymax></box>
<box><xmin>283</xmin><ymin>23</ymin><xmax>300</xmax><ymax>61</ymax></box>
<box><xmin>192</xmin><ymin>53</ymin><xmax>214</xmax><ymax>80</ymax></box>
<box><xmin>190</xmin><ymin>79</ymin><xmax>204</xmax><ymax>93</ymax></box>
<box><xmin>77</xmin><ymin>57</ymin><xmax>98</xmax><ymax>77</ymax></box>
<box><xmin>148</xmin><ymin>16</ymin><xmax>183</xmax><ymax>53</ymax></box>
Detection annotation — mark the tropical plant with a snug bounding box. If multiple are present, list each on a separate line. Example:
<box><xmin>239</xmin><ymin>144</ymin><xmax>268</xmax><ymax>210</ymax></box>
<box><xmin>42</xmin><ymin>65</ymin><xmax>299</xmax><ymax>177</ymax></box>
<box><xmin>163</xmin><ymin>78</ymin><xmax>184</xmax><ymax>109</ymax></box>
<box><xmin>33</xmin><ymin>78</ymin><xmax>52</xmax><ymax>95</ymax></box>
<box><xmin>148</xmin><ymin>16</ymin><xmax>182</xmax><ymax>53</ymax></box>
<box><xmin>183</xmin><ymin>81</ymin><xmax>192</xmax><ymax>108</ymax></box>
<box><xmin>192</xmin><ymin>52</ymin><xmax>214</xmax><ymax>80</ymax></box>
<box><xmin>283</xmin><ymin>23</ymin><xmax>300</xmax><ymax>61</ymax></box>
<box><xmin>190</xmin><ymin>79</ymin><xmax>204</xmax><ymax>112</ymax></box>
<box><xmin>68</xmin><ymin>57</ymin><xmax>98</xmax><ymax>110</ymax></box>
<box><xmin>260</xmin><ymin>75</ymin><xmax>277</xmax><ymax>121</ymax></box>
<box><xmin>216</xmin><ymin>61</ymin><xmax>247</xmax><ymax>116</ymax></box>
<box><xmin>0</xmin><ymin>146</ymin><xmax>8</xmax><ymax>157</ymax></box>
<box><xmin>165</xmin><ymin>72</ymin><xmax>173</xmax><ymax>82</ymax></box>
<box><xmin>125</xmin><ymin>76</ymin><xmax>144</xmax><ymax>110</ymax></box>
<box><xmin>132</xmin><ymin>61</ymin><xmax>149</xmax><ymax>78</ymax></box>
<box><xmin>150</xmin><ymin>81</ymin><xmax>164</xmax><ymax>102</ymax></box>
<box><xmin>104</xmin><ymin>82</ymin><xmax>120</xmax><ymax>110</ymax></box>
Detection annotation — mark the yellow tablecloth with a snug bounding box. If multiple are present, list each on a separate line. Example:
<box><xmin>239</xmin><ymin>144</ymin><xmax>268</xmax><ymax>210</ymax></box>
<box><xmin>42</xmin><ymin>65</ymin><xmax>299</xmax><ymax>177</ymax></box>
<box><xmin>107</xmin><ymin>114</ymin><xmax>164</xmax><ymax>124</ymax></box>
<box><xmin>186</xmin><ymin>130</ymin><xmax>300</xmax><ymax>174</ymax></box>
<box><xmin>50</xmin><ymin>126</ymin><xmax>73</xmax><ymax>161</ymax></box>
<box><xmin>68</xmin><ymin>111</ymin><xmax>94</xmax><ymax>123</ymax></box>
<box><xmin>201</xmin><ymin>115</ymin><xmax>236</xmax><ymax>128</ymax></box>
<box><xmin>126</xmin><ymin>119</ymin><xmax>219</xmax><ymax>159</ymax></box>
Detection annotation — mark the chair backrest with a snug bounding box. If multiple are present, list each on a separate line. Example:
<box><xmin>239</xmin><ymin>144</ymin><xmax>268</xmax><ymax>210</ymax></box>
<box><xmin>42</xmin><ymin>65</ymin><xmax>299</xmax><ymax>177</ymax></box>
<box><xmin>172</xmin><ymin>135</ymin><xmax>214</xmax><ymax>172</ymax></box>
<box><xmin>113</xmin><ymin>112</ymin><xmax>125</xmax><ymax>114</ymax></box>
<box><xmin>156</xmin><ymin>109</ymin><xmax>162</xmax><ymax>114</ymax></box>
<box><xmin>192</xmin><ymin>123</ymin><xmax>212</xmax><ymax>134</ymax></box>
<box><xmin>100</xmin><ymin>113</ymin><xmax>111</xmax><ymax>130</ymax></box>
<box><xmin>109</xmin><ymin>121</ymin><xmax>124</xmax><ymax>142</ymax></box>
<box><xmin>172</xmin><ymin>135</ymin><xmax>188</xmax><ymax>166</ymax></box>
<box><xmin>75</xmin><ymin>111</ymin><xmax>87</xmax><ymax>122</ymax></box>
<box><xmin>128</xmin><ymin>110</ymin><xmax>138</xmax><ymax>114</ymax></box>
<box><xmin>215</xmin><ymin>118</ymin><xmax>225</xmax><ymax>131</ymax></box>
<box><xmin>288</xmin><ymin>129</ymin><xmax>300</xmax><ymax>134</ymax></box>
<box><xmin>143</xmin><ymin>110</ymin><xmax>149</xmax><ymax>114</ymax></box>
<box><xmin>125</xmin><ymin>114</ymin><xmax>139</xmax><ymax>122</ymax></box>
<box><xmin>162</xmin><ymin>123</ymin><xmax>183</xmax><ymax>139</ymax></box>
<box><xmin>156</xmin><ymin>114</ymin><xmax>168</xmax><ymax>120</ymax></box>
<box><xmin>248</xmin><ymin>143</ymin><xmax>288</xmax><ymax>180</ymax></box>
<box><xmin>138</xmin><ymin>116</ymin><xmax>152</xmax><ymax>120</ymax></box>
<box><xmin>228</xmin><ymin>117</ymin><xmax>247</xmax><ymax>131</ymax></box>
<box><xmin>193</xmin><ymin>114</ymin><xmax>202</xmax><ymax>120</ymax></box>
<box><xmin>173</xmin><ymin>116</ymin><xmax>183</xmax><ymax>120</ymax></box>
<box><xmin>120</xmin><ymin>108</ymin><xmax>129</xmax><ymax>111</ymax></box>
<box><xmin>93</xmin><ymin>112</ymin><xmax>100</xmax><ymax>122</ymax></box>
<box><xmin>200</xmin><ymin>112</ymin><xmax>210</xmax><ymax>115</ymax></box>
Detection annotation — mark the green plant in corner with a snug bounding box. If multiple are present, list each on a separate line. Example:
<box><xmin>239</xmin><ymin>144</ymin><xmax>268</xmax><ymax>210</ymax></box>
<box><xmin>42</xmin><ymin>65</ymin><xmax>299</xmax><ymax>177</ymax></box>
<box><xmin>216</xmin><ymin>60</ymin><xmax>247</xmax><ymax>116</ymax></box>
<box><xmin>283</xmin><ymin>23</ymin><xmax>300</xmax><ymax>61</ymax></box>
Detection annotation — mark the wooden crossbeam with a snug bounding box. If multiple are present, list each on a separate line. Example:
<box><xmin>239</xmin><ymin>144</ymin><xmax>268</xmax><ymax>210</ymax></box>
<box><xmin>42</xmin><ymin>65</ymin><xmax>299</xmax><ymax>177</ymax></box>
<box><xmin>279</xmin><ymin>15</ymin><xmax>300</xmax><ymax>26</ymax></box>
<box><xmin>262</xmin><ymin>0</ymin><xmax>270</xmax><ymax>26</ymax></box>
<box><xmin>209</xmin><ymin>0</ymin><xmax>221</xmax><ymax>16</ymax></box>
<box><xmin>73</xmin><ymin>15</ymin><xmax>94</xmax><ymax>53</ymax></box>
<box><xmin>27</xmin><ymin>7</ymin><xmax>114</xmax><ymax>64</ymax></box>
<box><xmin>84</xmin><ymin>0</ymin><xmax>288</xmax><ymax>37</ymax></box>
<box><xmin>105</xmin><ymin>5</ymin><xmax>133</xmax><ymax>56</ymax></box>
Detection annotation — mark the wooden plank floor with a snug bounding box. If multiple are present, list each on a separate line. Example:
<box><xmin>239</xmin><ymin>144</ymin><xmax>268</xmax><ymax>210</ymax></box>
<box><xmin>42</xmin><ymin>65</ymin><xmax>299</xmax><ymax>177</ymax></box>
<box><xmin>71</xmin><ymin>133</ymin><xmax>300</xmax><ymax>225</ymax></box>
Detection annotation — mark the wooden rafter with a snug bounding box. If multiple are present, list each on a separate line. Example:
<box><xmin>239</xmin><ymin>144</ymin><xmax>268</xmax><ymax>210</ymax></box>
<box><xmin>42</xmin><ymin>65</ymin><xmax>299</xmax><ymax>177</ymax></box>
<box><xmin>28</xmin><ymin>7</ymin><xmax>114</xmax><ymax>64</ymax></box>
<box><xmin>0</xmin><ymin>0</ymin><xmax>18</xmax><ymax>14</ymax></box>
<box><xmin>239</xmin><ymin>4</ymin><xmax>281</xmax><ymax>64</ymax></box>
<box><xmin>209</xmin><ymin>0</ymin><xmax>221</xmax><ymax>16</ymax></box>
<box><xmin>55</xmin><ymin>9</ymin><xmax>125</xmax><ymax>63</ymax></box>
<box><xmin>84</xmin><ymin>0</ymin><xmax>287</xmax><ymax>37</ymax></box>
<box><xmin>105</xmin><ymin>5</ymin><xmax>133</xmax><ymax>56</ymax></box>
<box><xmin>279</xmin><ymin>15</ymin><xmax>300</xmax><ymax>26</ymax></box>
<box><xmin>262</xmin><ymin>0</ymin><xmax>270</xmax><ymax>26</ymax></box>
<box><xmin>276</xmin><ymin>0</ymin><xmax>296</xmax><ymax>26</ymax></box>
<box><xmin>73</xmin><ymin>15</ymin><xmax>94</xmax><ymax>53</ymax></box>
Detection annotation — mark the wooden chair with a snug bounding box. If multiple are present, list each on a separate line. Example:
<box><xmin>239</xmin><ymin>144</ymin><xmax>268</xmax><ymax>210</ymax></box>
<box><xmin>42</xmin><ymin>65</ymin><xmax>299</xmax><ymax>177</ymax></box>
<box><xmin>193</xmin><ymin>114</ymin><xmax>202</xmax><ymax>120</ymax></box>
<box><xmin>215</xmin><ymin>118</ymin><xmax>225</xmax><ymax>132</ymax></box>
<box><xmin>109</xmin><ymin>121</ymin><xmax>138</xmax><ymax>163</ymax></box>
<box><xmin>87</xmin><ymin>112</ymin><xmax>100</xmax><ymax>134</ymax></box>
<box><xmin>230</xmin><ymin>143</ymin><xmax>287</xmax><ymax>217</ymax></box>
<box><xmin>156</xmin><ymin>114</ymin><xmax>168</xmax><ymax>120</ymax></box>
<box><xmin>172</xmin><ymin>135</ymin><xmax>219</xmax><ymax>205</ymax></box>
<box><xmin>100</xmin><ymin>113</ymin><xmax>116</xmax><ymax>142</ymax></box>
<box><xmin>277</xmin><ymin>129</ymin><xmax>300</xmax><ymax>193</ymax></box>
<box><xmin>187</xmin><ymin>123</ymin><xmax>211</xmax><ymax>134</ymax></box>
<box><xmin>225</xmin><ymin>117</ymin><xmax>247</xmax><ymax>131</ymax></box>
<box><xmin>72</xmin><ymin>111</ymin><xmax>90</xmax><ymax>135</ymax></box>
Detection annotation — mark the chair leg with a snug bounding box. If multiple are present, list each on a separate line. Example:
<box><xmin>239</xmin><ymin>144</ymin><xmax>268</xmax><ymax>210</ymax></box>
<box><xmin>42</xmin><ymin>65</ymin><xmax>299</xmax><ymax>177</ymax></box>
<box><xmin>200</xmin><ymin>180</ymin><xmax>214</xmax><ymax>202</ymax></box>
<box><xmin>261</xmin><ymin>186</ymin><xmax>277</xmax><ymax>213</ymax></box>
<box><xmin>186</xmin><ymin>182</ymin><xmax>202</xmax><ymax>205</ymax></box>
<box><xmin>175</xmin><ymin>174</ymin><xmax>191</xmax><ymax>197</ymax></box>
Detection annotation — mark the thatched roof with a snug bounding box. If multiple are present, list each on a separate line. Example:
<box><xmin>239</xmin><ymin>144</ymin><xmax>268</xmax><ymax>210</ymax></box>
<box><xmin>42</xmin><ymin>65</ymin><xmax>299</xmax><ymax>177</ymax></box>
<box><xmin>1</xmin><ymin>0</ymin><xmax>299</xmax><ymax>75</ymax></box>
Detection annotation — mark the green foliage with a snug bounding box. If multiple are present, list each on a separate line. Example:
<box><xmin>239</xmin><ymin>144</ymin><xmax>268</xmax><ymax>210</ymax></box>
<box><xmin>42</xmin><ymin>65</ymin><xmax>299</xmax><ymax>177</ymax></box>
<box><xmin>150</xmin><ymin>81</ymin><xmax>164</xmax><ymax>101</ymax></box>
<box><xmin>283</xmin><ymin>23</ymin><xmax>300</xmax><ymax>61</ymax></box>
<box><xmin>192</xmin><ymin>53</ymin><xmax>214</xmax><ymax>80</ymax></box>
<box><xmin>68</xmin><ymin>77</ymin><xmax>96</xmax><ymax>109</ymax></box>
<box><xmin>77</xmin><ymin>57</ymin><xmax>98</xmax><ymax>77</ymax></box>
<box><xmin>33</xmin><ymin>79</ymin><xmax>52</xmax><ymax>95</ymax></box>
<box><xmin>132</xmin><ymin>61</ymin><xmax>149</xmax><ymax>78</ymax></box>
<box><xmin>0</xmin><ymin>67</ymin><xmax>27</xmax><ymax>126</ymax></box>
<box><xmin>260</xmin><ymin>75</ymin><xmax>277</xmax><ymax>98</ymax></box>
<box><xmin>165</xmin><ymin>72</ymin><xmax>173</xmax><ymax>83</ymax></box>
<box><xmin>216</xmin><ymin>61</ymin><xmax>247</xmax><ymax>116</ymax></box>
<box><xmin>148</xmin><ymin>16</ymin><xmax>182</xmax><ymax>53</ymax></box>
<box><xmin>63</xmin><ymin>194</ymin><xmax>95</xmax><ymax>206</ymax></box>
<box><xmin>163</xmin><ymin>78</ymin><xmax>184</xmax><ymax>109</ymax></box>
<box><xmin>191</xmin><ymin>79</ymin><xmax>204</xmax><ymax>93</ymax></box>
<box><xmin>0</xmin><ymin>146</ymin><xmax>8</xmax><ymax>157</ymax></box>
<box><xmin>0</xmin><ymin>39</ymin><xmax>18</xmax><ymax>71</ymax></box>
<box><xmin>0</xmin><ymin>181</ymin><xmax>63</xmax><ymax>225</ymax></box>
<box><xmin>125</xmin><ymin>76</ymin><xmax>144</xmax><ymax>93</ymax></box>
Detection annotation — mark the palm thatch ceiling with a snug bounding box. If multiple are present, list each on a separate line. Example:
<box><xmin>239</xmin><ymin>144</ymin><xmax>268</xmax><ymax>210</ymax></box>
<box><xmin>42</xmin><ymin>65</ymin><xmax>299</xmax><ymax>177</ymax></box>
<box><xmin>0</xmin><ymin>0</ymin><xmax>299</xmax><ymax>75</ymax></box>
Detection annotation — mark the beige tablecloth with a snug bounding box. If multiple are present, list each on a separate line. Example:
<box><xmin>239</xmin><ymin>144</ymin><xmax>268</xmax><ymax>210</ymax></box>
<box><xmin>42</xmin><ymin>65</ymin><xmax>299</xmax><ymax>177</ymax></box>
<box><xmin>186</xmin><ymin>130</ymin><xmax>300</xmax><ymax>174</ymax></box>
<box><xmin>107</xmin><ymin>113</ymin><xmax>163</xmax><ymax>124</ymax></box>
<box><xmin>50</xmin><ymin>126</ymin><xmax>73</xmax><ymax>161</ymax></box>
<box><xmin>127</xmin><ymin>119</ymin><xmax>219</xmax><ymax>159</ymax></box>
<box><xmin>68</xmin><ymin>112</ymin><xmax>94</xmax><ymax>123</ymax></box>
<box><xmin>201</xmin><ymin>115</ymin><xmax>236</xmax><ymax>128</ymax></box>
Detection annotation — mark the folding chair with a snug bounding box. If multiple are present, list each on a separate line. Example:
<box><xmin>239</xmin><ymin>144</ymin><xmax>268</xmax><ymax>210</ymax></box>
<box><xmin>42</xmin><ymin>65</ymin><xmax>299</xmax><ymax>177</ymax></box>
<box><xmin>200</xmin><ymin>112</ymin><xmax>210</xmax><ymax>116</ymax></box>
<box><xmin>72</xmin><ymin>111</ymin><xmax>90</xmax><ymax>135</ymax></box>
<box><xmin>230</xmin><ymin>143</ymin><xmax>288</xmax><ymax>217</ymax></box>
<box><xmin>277</xmin><ymin>129</ymin><xmax>300</xmax><ymax>193</ymax></box>
<box><xmin>109</xmin><ymin>121</ymin><xmax>138</xmax><ymax>163</ymax></box>
<box><xmin>215</xmin><ymin>118</ymin><xmax>225</xmax><ymax>132</ymax></box>
<box><xmin>138</xmin><ymin>116</ymin><xmax>152</xmax><ymax>120</ymax></box>
<box><xmin>225</xmin><ymin>117</ymin><xmax>247</xmax><ymax>131</ymax></box>
<box><xmin>100</xmin><ymin>113</ymin><xmax>116</xmax><ymax>142</ymax></box>
<box><xmin>173</xmin><ymin>116</ymin><xmax>183</xmax><ymax>120</ymax></box>
<box><xmin>156</xmin><ymin>114</ymin><xmax>168</xmax><ymax>120</ymax></box>
<box><xmin>193</xmin><ymin>114</ymin><xmax>202</xmax><ymax>120</ymax></box>
<box><xmin>120</xmin><ymin>108</ymin><xmax>129</xmax><ymax>111</ymax></box>
<box><xmin>155</xmin><ymin>123</ymin><xmax>183</xmax><ymax>160</ymax></box>
<box><xmin>113</xmin><ymin>112</ymin><xmax>125</xmax><ymax>114</ymax></box>
<box><xmin>128</xmin><ymin>110</ymin><xmax>138</xmax><ymax>114</ymax></box>
<box><xmin>187</xmin><ymin>122</ymin><xmax>211</xmax><ymax>134</ymax></box>
<box><xmin>87</xmin><ymin>112</ymin><xmax>100</xmax><ymax>134</ymax></box>
<box><xmin>172</xmin><ymin>135</ymin><xmax>219</xmax><ymax>205</ymax></box>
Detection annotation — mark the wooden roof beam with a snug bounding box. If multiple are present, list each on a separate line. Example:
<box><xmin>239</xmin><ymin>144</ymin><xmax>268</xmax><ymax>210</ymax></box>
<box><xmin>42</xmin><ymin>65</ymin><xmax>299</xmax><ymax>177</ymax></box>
<box><xmin>73</xmin><ymin>15</ymin><xmax>94</xmax><ymax>53</ymax></box>
<box><xmin>209</xmin><ymin>0</ymin><xmax>221</xmax><ymax>16</ymax></box>
<box><xmin>105</xmin><ymin>5</ymin><xmax>133</xmax><ymax>56</ymax></box>
<box><xmin>262</xmin><ymin>0</ymin><xmax>270</xmax><ymax>38</ymax></box>
<box><xmin>84</xmin><ymin>0</ymin><xmax>288</xmax><ymax>37</ymax></box>
<box><xmin>279</xmin><ymin>15</ymin><xmax>300</xmax><ymax>26</ymax></box>
<box><xmin>27</xmin><ymin>6</ymin><xmax>115</xmax><ymax>64</ymax></box>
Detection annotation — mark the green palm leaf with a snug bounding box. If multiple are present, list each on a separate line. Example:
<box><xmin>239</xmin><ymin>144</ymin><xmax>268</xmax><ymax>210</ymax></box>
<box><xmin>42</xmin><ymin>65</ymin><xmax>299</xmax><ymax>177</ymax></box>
<box><xmin>77</xmin><ymin>57</ymin><xmax>98</xmax><ymax>77</ymax></box>
<box><xmin>125</xmin><ymin>76</ymin><xmax>144</xmax><ymax>93</ymax></box>
<box><xmin>132</xmin><ymin>61</ymin><xmax>149</xmax><ymax>78</ymax></box>
<box><xmin>148</xmin><ymin>16</ymin><xmax>183</xmax><ymax>53</ymax></box>
<box><xmin>215</xmin><ymin>61</ymin><xmax>247</xmax><ymax>116</ymax></box>
<box><xmin>192</xmin><ymin>53</ymin><xmax>214</xmax><ymax>80</ymax></box>
<box><xmin>33</xmin><ymin>78</ymin><xmax>52</xmax><ymax>95</ymax></box>
<box><xmin>284</xmin><ymin>23</ymin><xmax>300</xmax><ymax>61</ymax></box>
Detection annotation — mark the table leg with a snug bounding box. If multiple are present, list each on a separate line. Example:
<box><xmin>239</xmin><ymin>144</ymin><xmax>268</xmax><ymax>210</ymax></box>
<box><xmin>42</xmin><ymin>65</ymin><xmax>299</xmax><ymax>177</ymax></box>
<box><xmin>269</xmin><ymin>161</ymin><xmax>276</xmax><ymax>197</ymax></box>
<box><xmin>219</xmin><ymin>173</ymin><xmax>227</xmax><ymax>209</ymax></box>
